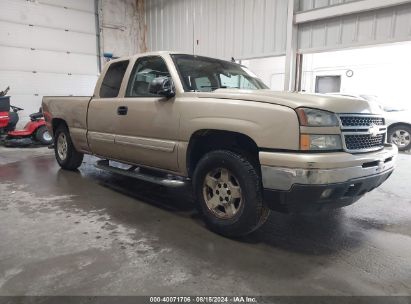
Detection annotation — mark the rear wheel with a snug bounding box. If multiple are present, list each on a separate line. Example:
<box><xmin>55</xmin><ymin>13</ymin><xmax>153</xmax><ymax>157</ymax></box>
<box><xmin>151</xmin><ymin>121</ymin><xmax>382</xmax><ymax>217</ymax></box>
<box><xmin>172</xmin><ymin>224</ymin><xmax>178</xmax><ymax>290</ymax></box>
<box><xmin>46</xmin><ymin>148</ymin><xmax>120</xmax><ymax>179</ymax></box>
<box><xmin>193</xmin><ymin>150</ymin><xmax>270</xmax><ymax>237</ymax></box>
<box><xmin>35</xmin><ymin>125</ymin><xmax>53</xmax><ymax>145</ymax></box>
<box><xmin>54</xmin><ymin>125</ymin><xmax>83</xmax><ymax>170</ymax></box>
<box><xmin>388</xmin><ymin>125</ymin><xmax>411</xmax><ymax>151</ymax></box>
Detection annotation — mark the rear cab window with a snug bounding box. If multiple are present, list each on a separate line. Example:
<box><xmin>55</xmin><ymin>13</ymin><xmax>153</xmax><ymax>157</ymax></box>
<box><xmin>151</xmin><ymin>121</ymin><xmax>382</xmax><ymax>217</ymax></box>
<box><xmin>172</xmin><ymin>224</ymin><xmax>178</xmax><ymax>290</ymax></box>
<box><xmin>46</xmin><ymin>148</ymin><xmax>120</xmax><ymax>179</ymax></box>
<box><xmin>99</xmin><ymin>60</ymin><xmax>129</xmax><ymax>98</ymax></box>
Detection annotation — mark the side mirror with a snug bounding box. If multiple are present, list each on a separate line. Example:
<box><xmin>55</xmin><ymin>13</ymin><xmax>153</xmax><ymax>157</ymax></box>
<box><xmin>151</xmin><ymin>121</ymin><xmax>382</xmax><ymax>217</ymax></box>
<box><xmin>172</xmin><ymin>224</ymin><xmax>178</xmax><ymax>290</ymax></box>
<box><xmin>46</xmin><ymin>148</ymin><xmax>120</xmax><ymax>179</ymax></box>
<box><xmin>149</xmin><ymin>76</ymin><xmax>175</xmax><ymax>98</ymax></box>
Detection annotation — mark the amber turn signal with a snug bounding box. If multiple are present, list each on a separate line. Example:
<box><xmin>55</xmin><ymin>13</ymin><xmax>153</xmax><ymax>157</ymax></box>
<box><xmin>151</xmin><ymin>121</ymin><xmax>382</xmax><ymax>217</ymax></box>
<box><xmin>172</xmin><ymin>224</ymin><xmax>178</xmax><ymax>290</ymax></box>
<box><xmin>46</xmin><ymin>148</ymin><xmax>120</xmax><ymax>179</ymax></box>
<box><xmin>300</xmin><ymin>134</ymin><xmax>310</xmax><ymax>151</ymax></box>
<box><xmin>295</xmin><ymin>108</ymin><xmax>308</xmax><ymax>126</ymax></box>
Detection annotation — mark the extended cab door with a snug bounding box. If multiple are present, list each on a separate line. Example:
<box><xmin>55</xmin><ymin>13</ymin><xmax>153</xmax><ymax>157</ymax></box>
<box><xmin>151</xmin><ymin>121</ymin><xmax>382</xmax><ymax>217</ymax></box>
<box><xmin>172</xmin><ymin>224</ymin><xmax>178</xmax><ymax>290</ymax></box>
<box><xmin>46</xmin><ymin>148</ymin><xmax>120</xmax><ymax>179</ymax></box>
<box><xmin>87</xmin><ymin>59</ymin><xmax>130</xmax><ymax>160</ymax></box>
<box><xmin>114</xmin><ymin>55</ymin><xmax>180</xmax><ymax>172</ymax></box>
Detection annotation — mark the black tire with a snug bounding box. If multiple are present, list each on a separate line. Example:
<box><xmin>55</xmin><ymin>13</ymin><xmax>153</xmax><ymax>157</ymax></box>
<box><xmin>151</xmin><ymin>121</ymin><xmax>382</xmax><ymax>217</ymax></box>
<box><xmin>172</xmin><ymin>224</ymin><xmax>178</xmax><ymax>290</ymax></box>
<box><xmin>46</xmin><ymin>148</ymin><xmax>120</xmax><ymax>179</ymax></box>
<box><xmin>388</xmin><ymin>124</ymin><xmax>411</xmax><ymax>151</ymax></box>
<box><xmin>35</xmin><ymin>125</ymin><xmax>53</xmax><ymax>145</ymax></box>
<box><xmin>193</xmin><ymin>150</ymin><xmax>270</xmax><ymax>237</ymax></box>
<box><xmin>54</xmin><ymin>125</ymin><xmax>84</xmax><ymax>170</ymax></box>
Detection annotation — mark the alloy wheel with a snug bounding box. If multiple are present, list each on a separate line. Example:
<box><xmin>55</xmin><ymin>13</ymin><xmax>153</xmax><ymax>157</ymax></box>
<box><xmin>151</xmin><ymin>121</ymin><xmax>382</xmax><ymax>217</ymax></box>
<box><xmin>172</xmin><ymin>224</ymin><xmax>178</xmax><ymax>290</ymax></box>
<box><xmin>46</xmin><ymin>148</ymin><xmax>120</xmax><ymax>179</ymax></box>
<box><xmin>202</xmin><ymin>167</ymin><xmax>243</xmax><ymax>219</ymax></box>
<box><xmin>57</xmin><ymin>133</ymin><xmax>68</xmax><ymax>160</ymax></box>
<box><xmin>391</xmin><ymin>129</ymin><xmax>411</xmax><ymax>148</ymax></box>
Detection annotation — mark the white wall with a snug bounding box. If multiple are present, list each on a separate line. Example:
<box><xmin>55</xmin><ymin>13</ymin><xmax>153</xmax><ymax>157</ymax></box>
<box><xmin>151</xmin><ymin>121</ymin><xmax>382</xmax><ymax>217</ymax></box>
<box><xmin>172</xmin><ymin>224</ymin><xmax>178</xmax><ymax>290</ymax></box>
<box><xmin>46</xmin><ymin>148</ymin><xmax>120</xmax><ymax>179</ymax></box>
<box><xmin>242</xmin><ymin>57</ymin><xmax>286</xmax><ymax>91</ymax></box>
<box><xmin>301</xmin><ymin>42</ymin><xmax>411</xmax><ymax>109</ymax></box>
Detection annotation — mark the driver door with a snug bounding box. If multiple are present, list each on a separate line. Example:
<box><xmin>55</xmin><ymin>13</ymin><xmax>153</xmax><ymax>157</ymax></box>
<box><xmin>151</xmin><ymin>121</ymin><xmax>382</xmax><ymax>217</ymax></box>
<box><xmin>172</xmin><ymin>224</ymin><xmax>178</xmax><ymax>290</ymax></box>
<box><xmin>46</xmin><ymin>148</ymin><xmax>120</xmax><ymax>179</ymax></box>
<box><xmin>114</xmin><ymin>56</ymin><xmax>180</xmax><ymax>172</ymax></box>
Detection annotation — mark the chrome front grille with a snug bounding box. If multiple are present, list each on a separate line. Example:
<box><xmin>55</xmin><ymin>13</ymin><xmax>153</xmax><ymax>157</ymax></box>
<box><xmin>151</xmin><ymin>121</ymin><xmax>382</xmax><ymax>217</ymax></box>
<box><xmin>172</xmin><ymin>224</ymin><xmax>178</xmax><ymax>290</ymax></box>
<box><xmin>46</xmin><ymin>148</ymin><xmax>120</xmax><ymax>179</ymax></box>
<box><xmin>345</xmin><ymin>134</ymin><xmax>385</xmax><ymax>151</ymax></box>
<box><xmin>340</xmin><ymin>116</ymin><xmax>384</xmax><ymax>127</ymax></box>
<box><xmin>338</xmin><ymin>114</ymin><xmax>387</xmax><ymax>153</ymax></box>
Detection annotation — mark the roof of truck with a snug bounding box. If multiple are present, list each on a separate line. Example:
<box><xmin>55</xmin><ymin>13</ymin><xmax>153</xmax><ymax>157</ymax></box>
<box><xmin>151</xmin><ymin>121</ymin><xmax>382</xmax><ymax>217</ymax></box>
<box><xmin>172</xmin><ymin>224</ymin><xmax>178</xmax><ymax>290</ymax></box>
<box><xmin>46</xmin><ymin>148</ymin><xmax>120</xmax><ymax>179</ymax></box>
<box><xmin>108</xmin><ymin>51</ymin><xmax>241</xmax><ymax>65</ymax></box>
<box><xmin>109</xmin><ymin>51</ymin><xmax>181</xmax><ymax>63</ymax></box>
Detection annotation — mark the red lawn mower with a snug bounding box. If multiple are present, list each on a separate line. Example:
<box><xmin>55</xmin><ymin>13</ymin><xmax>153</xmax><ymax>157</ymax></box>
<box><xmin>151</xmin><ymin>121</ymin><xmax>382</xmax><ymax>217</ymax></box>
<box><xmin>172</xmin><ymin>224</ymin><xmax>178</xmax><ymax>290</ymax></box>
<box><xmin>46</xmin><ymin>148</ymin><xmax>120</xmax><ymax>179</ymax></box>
<box><xmin>0</xmin><ymin>87</ymin><xmax>53</xmax><ymax>147</ymax></box>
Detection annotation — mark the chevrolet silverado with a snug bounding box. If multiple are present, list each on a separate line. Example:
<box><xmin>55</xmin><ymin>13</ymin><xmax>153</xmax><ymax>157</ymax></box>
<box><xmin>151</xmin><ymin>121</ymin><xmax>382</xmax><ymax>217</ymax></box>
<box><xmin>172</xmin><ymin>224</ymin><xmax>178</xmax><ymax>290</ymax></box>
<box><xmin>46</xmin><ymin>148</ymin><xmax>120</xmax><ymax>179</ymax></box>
<box><xmin>42</xmin><ymin>52</ymin><xmax>398</xmax><ymax>237</ymax></box>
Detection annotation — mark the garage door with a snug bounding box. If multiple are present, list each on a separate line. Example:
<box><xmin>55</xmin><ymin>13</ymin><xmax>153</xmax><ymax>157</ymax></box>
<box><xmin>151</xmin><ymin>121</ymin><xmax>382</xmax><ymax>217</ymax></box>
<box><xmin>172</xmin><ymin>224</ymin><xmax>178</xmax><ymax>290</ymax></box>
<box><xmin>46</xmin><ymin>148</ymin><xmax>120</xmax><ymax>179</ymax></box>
<box><xmin>297</xmin><ymin>2</ymin><xmax>411</xmax><ymax>53</ymax></box>
<box><xmin>0</xmin><ymin>0</ymin><xmax>99</xmax><ymax>124</ymax></box>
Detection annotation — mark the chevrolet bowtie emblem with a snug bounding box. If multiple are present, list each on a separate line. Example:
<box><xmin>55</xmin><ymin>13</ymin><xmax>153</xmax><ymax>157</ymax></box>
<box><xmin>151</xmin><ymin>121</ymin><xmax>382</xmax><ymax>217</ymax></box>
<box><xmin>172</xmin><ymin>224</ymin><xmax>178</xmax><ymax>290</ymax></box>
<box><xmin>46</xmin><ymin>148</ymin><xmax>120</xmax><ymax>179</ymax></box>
<box><xmin>369</xmin><ymin>124</ymin><xmax>380</xmax><ymax>137</ymax></box>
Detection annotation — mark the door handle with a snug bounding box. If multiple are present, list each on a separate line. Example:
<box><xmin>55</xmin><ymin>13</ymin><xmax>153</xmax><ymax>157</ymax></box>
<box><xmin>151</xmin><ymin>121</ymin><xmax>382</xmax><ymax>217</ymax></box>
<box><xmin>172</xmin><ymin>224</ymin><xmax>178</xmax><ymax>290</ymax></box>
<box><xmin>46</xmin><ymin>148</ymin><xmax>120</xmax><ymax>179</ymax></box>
<box><xmin>117</xmin><ymin>106</ymin><xmax>128</xmax><ymax>115</ymax></box>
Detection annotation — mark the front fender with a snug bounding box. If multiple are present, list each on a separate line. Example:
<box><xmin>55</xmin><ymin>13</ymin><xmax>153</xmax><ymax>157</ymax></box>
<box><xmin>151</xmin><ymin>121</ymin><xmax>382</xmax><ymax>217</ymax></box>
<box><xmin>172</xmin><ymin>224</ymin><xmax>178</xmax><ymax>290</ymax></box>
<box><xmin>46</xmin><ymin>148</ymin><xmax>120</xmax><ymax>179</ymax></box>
<box><xmin>179</xmin><ymin>98</ymin><xmax>300</xmax><ymax>150</ymax></box>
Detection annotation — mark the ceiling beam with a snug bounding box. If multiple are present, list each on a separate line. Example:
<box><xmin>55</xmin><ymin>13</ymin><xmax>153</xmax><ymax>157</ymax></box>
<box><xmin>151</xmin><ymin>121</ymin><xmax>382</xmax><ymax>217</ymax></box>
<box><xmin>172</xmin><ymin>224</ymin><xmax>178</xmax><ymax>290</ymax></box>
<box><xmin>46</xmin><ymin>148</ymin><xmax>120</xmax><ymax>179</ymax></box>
<box><xmin>294</xmin><ymin>0</ymin><xmax>411</xmax><ymax>24</ymax></box>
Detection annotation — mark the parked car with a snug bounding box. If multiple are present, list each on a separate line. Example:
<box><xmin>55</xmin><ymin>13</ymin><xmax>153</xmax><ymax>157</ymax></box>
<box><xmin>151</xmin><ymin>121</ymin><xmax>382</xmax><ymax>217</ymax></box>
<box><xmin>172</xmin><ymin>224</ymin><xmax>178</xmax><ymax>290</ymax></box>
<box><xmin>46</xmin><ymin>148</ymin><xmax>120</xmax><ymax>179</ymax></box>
<box><xmin>328</xmin><ymin>93</ymin><xmax>411</xmax><ymax>151</ymax></box>
<box><xmin>42</xmin><ymin>52</ymin><xmax>397</xmax><ymax>237</ymax></box>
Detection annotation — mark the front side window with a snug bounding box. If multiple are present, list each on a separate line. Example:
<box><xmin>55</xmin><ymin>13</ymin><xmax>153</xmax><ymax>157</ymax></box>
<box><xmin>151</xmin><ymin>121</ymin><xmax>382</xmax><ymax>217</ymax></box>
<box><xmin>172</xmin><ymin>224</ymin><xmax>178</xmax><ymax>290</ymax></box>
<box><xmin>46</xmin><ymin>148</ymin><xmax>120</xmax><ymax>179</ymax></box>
<box><xmin>171</xmin><ymin>54</ymin><xmax>268</xmax><ymax>92</ymax></box>
<box><xmin>126</xmin><ymin>56</ymin><xmax>171</xmax><ymax>97</ymax></box>
<box><xmin>100</xmin><ymin>60</ymin><xmax>129</xmax><ymax>98</ymax></box>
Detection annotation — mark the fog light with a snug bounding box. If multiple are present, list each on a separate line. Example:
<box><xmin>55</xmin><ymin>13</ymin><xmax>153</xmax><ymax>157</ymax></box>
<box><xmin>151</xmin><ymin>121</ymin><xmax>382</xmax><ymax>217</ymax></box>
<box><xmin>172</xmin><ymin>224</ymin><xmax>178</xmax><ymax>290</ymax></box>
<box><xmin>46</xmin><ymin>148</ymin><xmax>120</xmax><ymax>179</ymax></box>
<box><xmin>321</xmin><ymin>189</ymin><xmax>333</xmax><ymax>199</ymax></box>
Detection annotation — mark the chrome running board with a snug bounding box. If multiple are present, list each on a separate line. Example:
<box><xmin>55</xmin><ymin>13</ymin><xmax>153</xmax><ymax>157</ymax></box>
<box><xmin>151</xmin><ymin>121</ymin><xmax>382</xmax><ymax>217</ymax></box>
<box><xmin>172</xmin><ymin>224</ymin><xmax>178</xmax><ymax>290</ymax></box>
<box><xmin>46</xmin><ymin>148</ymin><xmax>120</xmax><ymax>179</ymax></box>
<box><xmin>95</xmin><ymin>159</ymin><xmax>188</xmax><ymax>188</ymax></box>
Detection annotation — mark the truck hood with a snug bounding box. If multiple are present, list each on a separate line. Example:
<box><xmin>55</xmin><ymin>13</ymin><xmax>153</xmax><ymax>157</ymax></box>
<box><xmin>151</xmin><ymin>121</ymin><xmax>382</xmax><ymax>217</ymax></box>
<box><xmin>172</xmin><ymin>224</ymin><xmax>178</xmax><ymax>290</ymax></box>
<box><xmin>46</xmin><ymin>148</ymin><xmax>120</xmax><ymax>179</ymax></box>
<box><xmin>197</xmin><ymin>89</ymin><xmax>383</xmax><ymax>115</ymax></box>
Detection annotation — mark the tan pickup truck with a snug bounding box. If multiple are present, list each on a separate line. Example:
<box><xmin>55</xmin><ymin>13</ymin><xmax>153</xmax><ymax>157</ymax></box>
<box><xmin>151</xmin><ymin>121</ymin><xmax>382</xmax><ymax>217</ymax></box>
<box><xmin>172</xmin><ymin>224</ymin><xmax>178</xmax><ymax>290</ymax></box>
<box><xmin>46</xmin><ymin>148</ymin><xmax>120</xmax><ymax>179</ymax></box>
<box><xmin>42</xmin><ymin>51</ymin><xmax>397</xmax><ymax>237</ymax></box>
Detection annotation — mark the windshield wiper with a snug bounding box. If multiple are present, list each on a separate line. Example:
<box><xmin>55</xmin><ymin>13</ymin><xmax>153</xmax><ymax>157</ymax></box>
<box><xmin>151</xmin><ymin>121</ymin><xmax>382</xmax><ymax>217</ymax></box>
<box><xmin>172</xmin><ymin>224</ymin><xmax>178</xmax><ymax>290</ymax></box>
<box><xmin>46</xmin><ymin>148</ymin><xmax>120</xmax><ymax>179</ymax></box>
<box><xmin>200</xmin><ymin>85</ymin><xmax>234</xmax><ymax>91</ymax></box>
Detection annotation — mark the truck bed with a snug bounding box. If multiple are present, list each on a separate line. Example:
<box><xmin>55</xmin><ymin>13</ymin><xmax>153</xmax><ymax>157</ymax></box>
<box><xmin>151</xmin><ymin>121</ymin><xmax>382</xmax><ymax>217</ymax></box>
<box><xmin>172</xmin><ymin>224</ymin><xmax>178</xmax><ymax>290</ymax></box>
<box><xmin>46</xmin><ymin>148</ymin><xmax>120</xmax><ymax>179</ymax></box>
<box><xmin>42</xmin><ymin>96</ymin><xmax>92</xmax><ymax>152</ymax></box>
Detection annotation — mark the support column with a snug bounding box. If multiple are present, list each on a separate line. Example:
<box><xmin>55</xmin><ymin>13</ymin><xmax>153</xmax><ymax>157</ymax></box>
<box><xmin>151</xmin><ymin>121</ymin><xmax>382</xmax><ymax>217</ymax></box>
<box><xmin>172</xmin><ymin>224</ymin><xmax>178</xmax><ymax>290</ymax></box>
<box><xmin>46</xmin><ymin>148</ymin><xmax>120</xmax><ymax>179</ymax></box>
<box><xmin>284</xmin><ymin>0</ymin><xmax>299</xmax><ymax>91</ymax></box>
<box><xmin>95</xmin><ymin>0</ymin><xmax>103</xmax><ymax>72</ymax></box>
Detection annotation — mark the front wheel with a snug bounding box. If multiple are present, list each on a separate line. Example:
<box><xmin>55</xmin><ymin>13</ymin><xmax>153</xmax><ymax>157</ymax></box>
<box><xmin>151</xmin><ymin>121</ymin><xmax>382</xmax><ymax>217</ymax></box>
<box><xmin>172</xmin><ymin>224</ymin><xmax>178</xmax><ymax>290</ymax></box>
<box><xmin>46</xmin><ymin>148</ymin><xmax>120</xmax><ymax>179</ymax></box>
<box><xmin>388</xmin><ymin>125</ymin><xmax>411</xmax><ymax>151</ymax></box>
<box><xmin>193</xmin><ymin>150</ymin><xmax>270</xmax><ymax>237</ymax></box>
<box><xmin>54</xmin><ymin>125</ymin><xmax>84</xmax><ymax>170</ymax></box>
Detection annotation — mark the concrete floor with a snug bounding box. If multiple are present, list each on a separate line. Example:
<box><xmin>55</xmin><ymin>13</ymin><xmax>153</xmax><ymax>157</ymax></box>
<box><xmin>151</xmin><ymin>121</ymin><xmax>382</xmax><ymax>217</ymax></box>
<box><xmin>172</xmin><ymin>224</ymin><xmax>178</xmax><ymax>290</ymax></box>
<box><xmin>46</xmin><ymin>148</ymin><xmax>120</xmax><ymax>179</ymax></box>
<box><xmin>0</xmin><ymin>147</ymin><xmax>410</xmax><ymax>296</ymax></box>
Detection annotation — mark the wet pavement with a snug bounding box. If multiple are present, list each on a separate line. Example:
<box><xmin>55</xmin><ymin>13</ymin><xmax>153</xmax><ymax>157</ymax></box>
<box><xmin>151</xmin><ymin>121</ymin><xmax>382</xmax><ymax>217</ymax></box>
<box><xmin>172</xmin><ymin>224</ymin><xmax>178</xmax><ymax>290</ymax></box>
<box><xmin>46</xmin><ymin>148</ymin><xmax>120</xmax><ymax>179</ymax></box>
<box><xmin>0</xmin><ymin>150</ymin><xmax>410</xmax><ymax>296</ymax></box>
<box><xmin>0</xmin><ymin>146</ymin><xmax>52</xmax><ymax>166</ymax></box>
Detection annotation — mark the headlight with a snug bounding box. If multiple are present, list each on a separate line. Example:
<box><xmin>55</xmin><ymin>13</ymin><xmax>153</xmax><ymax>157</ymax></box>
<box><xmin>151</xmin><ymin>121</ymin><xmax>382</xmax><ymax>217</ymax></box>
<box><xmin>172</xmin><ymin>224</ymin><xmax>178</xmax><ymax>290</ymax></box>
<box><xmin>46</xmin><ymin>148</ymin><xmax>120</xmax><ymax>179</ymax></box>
<box><xmin>300</xmin><ymin>134</ymin><xmax>343</xmax><ymax>151</ymax></box>
<box><xmin>296</xmin><ymin>108</ymin><xmax>339</xmax><ymax>127</ymax></box>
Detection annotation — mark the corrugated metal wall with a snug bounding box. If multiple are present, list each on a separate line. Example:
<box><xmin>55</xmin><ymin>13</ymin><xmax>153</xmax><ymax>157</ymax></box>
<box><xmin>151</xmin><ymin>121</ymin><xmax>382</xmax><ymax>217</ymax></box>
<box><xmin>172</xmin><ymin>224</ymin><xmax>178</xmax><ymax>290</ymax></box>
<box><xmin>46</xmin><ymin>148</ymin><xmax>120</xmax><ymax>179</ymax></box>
<box><xmin>145</xmin><ymin>0</ymin><xmax>289</xmax><ymax>60</ymax></box>
<box><xmin>298</xmin><ymin>3</ymin><xmax>411</xmax><ymax>53</ymax></box>
<box><xmin>298</xmin><ymin>0</ymin><xmax>359</xmax><ymax>12</ymax></box>
<box><xmin>145</xmin><ymin>0</ymin><xmax>411</xmax><ymax>59</ymax></box>
<box><xmin>145</xmin><ymin>0</ymin><xmax>194</xmax><ymax>55</ymax></box>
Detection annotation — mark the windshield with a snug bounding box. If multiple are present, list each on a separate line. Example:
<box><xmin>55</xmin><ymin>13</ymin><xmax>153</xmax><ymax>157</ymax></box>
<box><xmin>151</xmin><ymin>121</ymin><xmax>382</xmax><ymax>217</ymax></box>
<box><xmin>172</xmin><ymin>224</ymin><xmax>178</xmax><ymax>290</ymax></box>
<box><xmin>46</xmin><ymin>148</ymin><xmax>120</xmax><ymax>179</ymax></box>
<box><xmin>171</xmin><ymin>54</ymin><xmax>268</xmax><ymax>92</ymax></box>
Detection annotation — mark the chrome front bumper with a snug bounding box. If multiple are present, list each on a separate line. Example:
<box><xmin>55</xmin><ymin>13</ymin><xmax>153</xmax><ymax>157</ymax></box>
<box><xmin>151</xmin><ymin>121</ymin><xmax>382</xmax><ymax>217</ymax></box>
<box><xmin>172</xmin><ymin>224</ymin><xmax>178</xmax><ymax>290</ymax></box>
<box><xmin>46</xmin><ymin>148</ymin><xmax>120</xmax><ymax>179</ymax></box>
<box><xmin>261</xmin><ymin>144</ymin><xmax>398</xmax><ymax>191</ymax></box>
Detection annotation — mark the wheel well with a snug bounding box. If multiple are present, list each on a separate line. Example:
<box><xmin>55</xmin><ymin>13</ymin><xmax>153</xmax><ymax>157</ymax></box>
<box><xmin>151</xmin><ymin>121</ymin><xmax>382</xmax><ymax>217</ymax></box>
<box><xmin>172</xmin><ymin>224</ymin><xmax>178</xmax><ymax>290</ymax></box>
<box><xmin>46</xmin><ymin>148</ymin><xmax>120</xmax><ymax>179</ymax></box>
<box><xmin>388</xmin><ymin>122</ymin><xmax>411</xmax><ymax>132</ymax></box>
<box><xmin>187</xmin><ymin>130</ymin><xmax>260</xmax><ymax>177</ymax></box>
<box><xmin>51</xmin><ymin>118</ymin><xmax>68</xmax><ymax>135</ymax></box>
